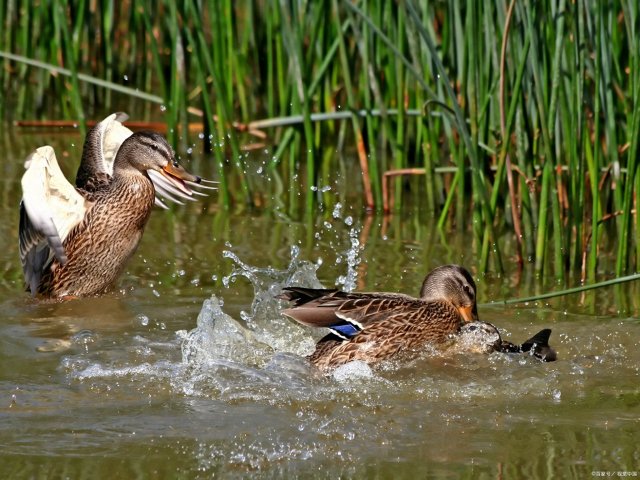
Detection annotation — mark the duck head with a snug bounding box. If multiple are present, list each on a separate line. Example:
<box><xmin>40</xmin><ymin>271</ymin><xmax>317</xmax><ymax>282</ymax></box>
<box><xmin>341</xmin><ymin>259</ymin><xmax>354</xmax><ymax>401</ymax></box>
<box><xmin>419</xmin><ymin>264</ymin><xmax>478</xmax><ymax>322</ymax></box>
<box><xmin>115</xmin><ymin>131</ymin><xmax>202</xmax><ymax>200</ymax></box>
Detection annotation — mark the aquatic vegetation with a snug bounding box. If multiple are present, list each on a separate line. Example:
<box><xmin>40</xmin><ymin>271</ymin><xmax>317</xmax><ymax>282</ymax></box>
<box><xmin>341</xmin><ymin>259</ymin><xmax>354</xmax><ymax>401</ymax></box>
<box><xmin>0</xmin><ymin>1</ymin><xmax>638</xmax><ymax>278</ymax></box>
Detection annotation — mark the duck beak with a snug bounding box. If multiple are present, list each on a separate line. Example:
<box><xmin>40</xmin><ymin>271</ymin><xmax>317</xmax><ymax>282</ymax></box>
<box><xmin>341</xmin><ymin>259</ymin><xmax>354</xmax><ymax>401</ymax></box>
<box><xmin>457</xmin><ymin>304</ymin><xmax>478</xmax><ymax>323</ymax></box>
<box><xmin>162</xmin><ymin>162</ymin><xmax>201</xmax><ymax>191</ymax></box>
<box><xmin>147</xmin><ymin>160</ymin><xmax>217</xmax><ymax>206</ymax></box>
<box><xmin>146</xmin><ymin>162</ymin><xmax>200</xmax><ymax>204</ymax></box>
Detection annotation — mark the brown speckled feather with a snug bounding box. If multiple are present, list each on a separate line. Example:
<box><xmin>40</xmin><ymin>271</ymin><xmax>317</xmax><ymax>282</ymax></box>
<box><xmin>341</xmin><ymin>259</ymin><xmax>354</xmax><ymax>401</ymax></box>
<box><xmin>281</xmin><ymin>288</ymin><xmax>416</xmax><ymax>329</ymax></box>
<box><xmin>308</xmin><ymin>300</ymin><xmax>463</xmax><ymax>370</ymax></box>
<box><xmin>278</xmin><ymin>265</ymin><xmax>479</xmax><ymax>372</ymax></box>
<box><xmin>36</xmin><ymin>173</ymin><xmax>155</xmax><ymax>297</ymax></box>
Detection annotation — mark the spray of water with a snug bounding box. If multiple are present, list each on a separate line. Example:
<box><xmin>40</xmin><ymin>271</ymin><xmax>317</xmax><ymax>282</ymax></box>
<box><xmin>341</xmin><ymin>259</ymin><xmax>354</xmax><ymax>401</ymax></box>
<box><xmin>179</xmin><ymin>247</ymin><xmax>322</xmax><ymax>384</ymax></box>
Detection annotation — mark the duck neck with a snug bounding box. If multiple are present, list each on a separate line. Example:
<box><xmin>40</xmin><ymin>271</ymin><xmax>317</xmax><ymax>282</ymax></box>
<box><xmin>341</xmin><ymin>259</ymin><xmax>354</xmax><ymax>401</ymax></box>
<box><xmin>107</xmin><ymin>168</ymin><xmax>156</xmax><ymax>227</ymax></box>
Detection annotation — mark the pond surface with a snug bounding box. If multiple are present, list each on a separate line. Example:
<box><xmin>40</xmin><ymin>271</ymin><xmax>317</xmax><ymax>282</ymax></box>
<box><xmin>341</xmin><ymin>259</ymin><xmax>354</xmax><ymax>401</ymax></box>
<box><xmin>1</xmin><ymin>127</ymin><xmax>639</xmax><ymax>478</ymax></box>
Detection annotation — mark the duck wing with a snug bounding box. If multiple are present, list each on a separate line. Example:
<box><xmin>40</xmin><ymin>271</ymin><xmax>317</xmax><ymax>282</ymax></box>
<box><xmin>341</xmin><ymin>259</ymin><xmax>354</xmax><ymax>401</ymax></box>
<box><xmin>497</xmin><ymin>328</ymin><xmax>557</xmax><ymax>361</ymax></box>
<box><xmin>20</xmin><ymin>146</ymin><xmax>90</xmax><ymax>295</ymax></box>
<box><xmin>278</xmin><ymin>287</ymin><xmax>350</xmax><ymax>328</ymax></box>
<box><xmin>277</xmin><ymin>287</ymin><xmax>341</xmax><ymax>307</ymax></box>
<box><xmin>279</xmin><ymin>287</ymin><xmax>422</xmax><ymax>340</ymax></box>
<box><xmin>76</xmin><ymin>112</ymin><xmax>132</xmax><ymax>191</ymax></box>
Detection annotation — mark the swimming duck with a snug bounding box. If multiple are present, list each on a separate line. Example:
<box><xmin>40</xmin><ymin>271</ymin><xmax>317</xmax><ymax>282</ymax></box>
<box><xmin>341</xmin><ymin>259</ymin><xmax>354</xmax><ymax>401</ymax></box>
<box><xmin>450</xmin><ymin>321</ymin><xmax>557</xmax><ymax>361</ymax></box>
<box><xmin>19</xmin><ymin>113</ymin><xmax>215</xmax><ymax>298</ymax></box>
<box><xmin>278</xmin><ymin>264</ymin><xmax>479</xmax><ymax>371</ymax></box>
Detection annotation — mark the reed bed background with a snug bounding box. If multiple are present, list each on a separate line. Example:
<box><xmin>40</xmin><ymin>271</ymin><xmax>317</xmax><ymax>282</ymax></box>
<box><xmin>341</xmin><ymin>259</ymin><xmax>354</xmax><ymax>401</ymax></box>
<box><xmin>0</xmin><ymin>0</ymin><xmax>638</xmax><ymax>280</ymax></box>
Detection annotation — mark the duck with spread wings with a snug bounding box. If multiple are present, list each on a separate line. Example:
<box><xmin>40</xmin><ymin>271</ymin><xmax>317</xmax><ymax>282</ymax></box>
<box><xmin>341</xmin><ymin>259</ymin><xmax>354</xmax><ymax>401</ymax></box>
<box><xmin>19</xmin><ymin>113</ymin><xmax>216</xmax><ymax>298</ymax></box>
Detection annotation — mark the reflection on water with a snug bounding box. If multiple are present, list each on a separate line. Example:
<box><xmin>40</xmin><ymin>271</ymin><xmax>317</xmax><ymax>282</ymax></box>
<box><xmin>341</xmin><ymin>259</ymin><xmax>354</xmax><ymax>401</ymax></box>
<box><xmin>1</xmin><ymin>129</ymin><xmax>639</xmax><ymax>478</ymax></box>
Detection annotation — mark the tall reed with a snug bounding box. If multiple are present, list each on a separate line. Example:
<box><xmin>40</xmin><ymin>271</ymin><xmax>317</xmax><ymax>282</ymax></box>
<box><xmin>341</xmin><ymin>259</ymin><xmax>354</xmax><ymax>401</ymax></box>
<box><xmin>0</xmin><ymin>0</ymin><xmax>637</xmax><ymax>278</ymax></box>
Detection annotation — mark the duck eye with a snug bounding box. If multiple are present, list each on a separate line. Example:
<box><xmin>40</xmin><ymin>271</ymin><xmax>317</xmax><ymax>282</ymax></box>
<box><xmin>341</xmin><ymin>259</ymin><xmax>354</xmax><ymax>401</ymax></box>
<box><xmin>172</xmin><ymin>161</ymin><xmax>180</xmax><ymax>168</ymax></box>
<box><xmin>463</xmin><ymin>284</ymin><xmax>473</xmax><ymax>296</ymax></box>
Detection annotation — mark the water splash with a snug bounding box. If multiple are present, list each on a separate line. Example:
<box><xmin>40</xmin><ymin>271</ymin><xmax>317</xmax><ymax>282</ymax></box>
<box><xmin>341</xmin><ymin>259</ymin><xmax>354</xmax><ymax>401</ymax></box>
<box><xmin>63</xmin><ymin>243</ymin><xmax>567</xmax><ymax>410</ymax></box>
<box><xmin>219</xmin><ymin>246</ymin><xmax>321</xmax><ymax>355</ymax></box>
<box><xmin>180</xmin><ymin>295</ymin><xmax>266</xmax><ymax>368</ymax></box>
<box><xmin>332</xmin><ymin>360</ymin><xmax>374</xmax><ymax>382</ymax></box>
<box><xmin>335</xmin><ymin>228</ymin><xmax>361</xmax><ymax>292</ymax></box>
<box><xmin>173</xmin><ymin>247</ymin><xmax>328</xmax><ymax>398</ymax></box>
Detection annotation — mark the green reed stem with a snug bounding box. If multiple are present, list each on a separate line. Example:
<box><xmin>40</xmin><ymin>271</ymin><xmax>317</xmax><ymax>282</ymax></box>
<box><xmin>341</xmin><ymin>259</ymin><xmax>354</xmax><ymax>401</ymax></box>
<box><xmin>280</xmin><ymin>1</ymin><xmax>315</xmax><ymax>213</ymax></box>
<box><xmin>482</xmin><ymin>273</ymin><xmax>640</xmax><ymax>306</ymax></box>
<box><xmin>616</xmin><ymin>69</ymin><xmax>640</xmax><ymax>274</ymax></box>
<box><xmin>139</xmin><ymin>3</ymin><xmax>167</xmax><ymax>102</ymax></box>
<box><xmin>346</xmin><ymin>4</ymin><xmax>383</xmax><ymax>207</ymax></box>
<box><xmin>332</xmin><ymin>0</ymin><xmax>373</xmax><ymax>209</ymax></box>
<box><xmin>53</xmin><ymin>0</ymin><xmax>85</xmax><ymax>134</ymax></box>
<box><xmin>203</xmin><ymin>1</ymin><xmax>251</xmax><ymax>203</ymax></box>
<box><xmin>181</xmin><ymin>16</ymin><xmax>230</xmax><ymax>208</ymax></box>
<box><xmin>0</xmin><ymin>0</ymin><xmax>637</xmax><ymax>277</ymax></box>
<box><xmin>342</xmin><ymin>0</ymin><xmax>435</xmax><ymax>97</ymax></box>
<box><xmin>406</xmin><ymin>0</ymin><xmax>502</xmax><ymax>272</ymax></box>
<box><xmin>615</xmin><ymin>1</ymin><xmax>639</xmax><ymax>274</ymax></box>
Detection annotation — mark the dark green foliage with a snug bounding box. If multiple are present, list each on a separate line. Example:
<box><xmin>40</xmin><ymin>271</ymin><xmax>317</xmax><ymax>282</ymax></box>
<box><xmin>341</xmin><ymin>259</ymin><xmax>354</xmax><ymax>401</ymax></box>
<box><xmin>0</xmin><ymin>1</ymin><xmax>637</xmax><ymax>277</ymax></box>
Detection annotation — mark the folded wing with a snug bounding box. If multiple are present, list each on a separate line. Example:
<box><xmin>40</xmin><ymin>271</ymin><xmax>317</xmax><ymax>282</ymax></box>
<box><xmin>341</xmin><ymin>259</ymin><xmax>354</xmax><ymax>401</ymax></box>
<box><xmin>279</xmin><ymin>287</ymin><xmax>423</xmax><ymax>340</ymax></box>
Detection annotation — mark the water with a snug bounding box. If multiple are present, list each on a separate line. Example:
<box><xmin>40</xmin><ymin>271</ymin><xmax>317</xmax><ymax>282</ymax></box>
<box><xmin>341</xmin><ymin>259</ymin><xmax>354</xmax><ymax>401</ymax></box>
<box><xmin>1</xmin><ymin>129</ymin><xmax>639</xmax><ymax>478</ymax></box>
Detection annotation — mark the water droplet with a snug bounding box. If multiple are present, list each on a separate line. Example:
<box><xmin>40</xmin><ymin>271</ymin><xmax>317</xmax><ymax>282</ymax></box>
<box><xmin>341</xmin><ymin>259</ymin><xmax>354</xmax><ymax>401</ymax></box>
<box><xmin>137</xmin><ymin>314</ymin><xmax>150</xmax><ymax>326</ymax></box>
<box><xmin>332</xmin><ymin>203</ymin><xmax>343</xmax><ymax>219</ymax></box>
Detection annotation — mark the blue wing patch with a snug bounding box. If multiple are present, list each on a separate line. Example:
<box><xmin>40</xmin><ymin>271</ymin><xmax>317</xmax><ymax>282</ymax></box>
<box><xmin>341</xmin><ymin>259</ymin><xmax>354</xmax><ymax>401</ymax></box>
<box><xmin>329</xmin><ymin>321</ymin><xmax>362</xmax><ymax>340</ymax></box>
